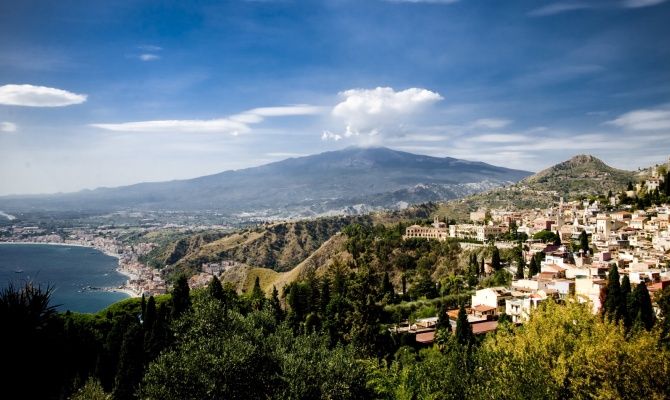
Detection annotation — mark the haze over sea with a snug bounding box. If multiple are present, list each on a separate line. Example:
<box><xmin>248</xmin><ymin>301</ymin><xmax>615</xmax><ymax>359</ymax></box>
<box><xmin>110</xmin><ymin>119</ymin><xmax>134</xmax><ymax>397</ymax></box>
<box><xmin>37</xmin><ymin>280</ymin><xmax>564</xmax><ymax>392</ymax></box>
<box><xmin>0</xmin><ymin>243</ymin><xmax>129</xmax><ymax>313</ymax></box>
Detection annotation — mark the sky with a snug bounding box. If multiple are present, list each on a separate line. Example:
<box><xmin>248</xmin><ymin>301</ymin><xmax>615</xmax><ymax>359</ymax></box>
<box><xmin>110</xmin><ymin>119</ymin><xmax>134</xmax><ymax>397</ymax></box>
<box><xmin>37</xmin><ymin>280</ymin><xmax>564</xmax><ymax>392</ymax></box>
<box><xmin>1</xmin><ymin>0</ymin><xmax>669</xmax><ymax>195</ymax></box>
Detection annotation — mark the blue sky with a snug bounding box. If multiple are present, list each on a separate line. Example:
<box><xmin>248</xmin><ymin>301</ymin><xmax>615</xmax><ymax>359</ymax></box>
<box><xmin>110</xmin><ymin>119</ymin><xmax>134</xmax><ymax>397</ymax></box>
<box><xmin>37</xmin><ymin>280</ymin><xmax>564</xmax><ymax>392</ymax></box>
<box><xmin>1</xmin><ymin>0</ymin><xmax>669</xmax><ymax>195</ymax></box>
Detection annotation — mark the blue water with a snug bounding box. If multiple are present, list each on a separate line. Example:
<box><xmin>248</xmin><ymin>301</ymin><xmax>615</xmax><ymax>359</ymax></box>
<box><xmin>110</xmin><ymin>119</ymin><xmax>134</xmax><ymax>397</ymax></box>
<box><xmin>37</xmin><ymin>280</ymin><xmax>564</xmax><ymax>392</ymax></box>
<box><xmin>0</xmin><ymin>243</ymin><xmax>130</xmax><ymax>313</ymax></box>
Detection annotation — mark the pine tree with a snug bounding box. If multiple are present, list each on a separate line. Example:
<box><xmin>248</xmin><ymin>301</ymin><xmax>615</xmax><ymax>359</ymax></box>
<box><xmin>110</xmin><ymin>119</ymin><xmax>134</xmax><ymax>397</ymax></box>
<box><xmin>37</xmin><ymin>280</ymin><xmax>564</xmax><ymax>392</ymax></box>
<box><xmin>455</xmin><ymin>303</ymin><xmax>472</xmax><ymax>345</ymax></box>
<box><xmin>491</xmin><ymin>246</ymin><xmax>501</xmax><ymax>271</ymax></box>
<box><xmin>208</xmin><ymin>275</ymin><xmax>224</xmax><ymax>301</ymax></box>
<box><xmin>171</xmin><ymin>275</ymin><xmax>191</xmax><ymax>320</ymax></box>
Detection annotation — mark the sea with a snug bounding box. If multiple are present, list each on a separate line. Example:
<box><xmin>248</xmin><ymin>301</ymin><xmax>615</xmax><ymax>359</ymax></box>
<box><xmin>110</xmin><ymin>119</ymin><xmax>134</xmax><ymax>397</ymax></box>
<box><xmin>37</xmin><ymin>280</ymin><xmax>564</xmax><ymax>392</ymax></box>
<box><xmin>0</xmin><ymin>243</ymin><xmax>130</xmax><ymax>313</ymax></box>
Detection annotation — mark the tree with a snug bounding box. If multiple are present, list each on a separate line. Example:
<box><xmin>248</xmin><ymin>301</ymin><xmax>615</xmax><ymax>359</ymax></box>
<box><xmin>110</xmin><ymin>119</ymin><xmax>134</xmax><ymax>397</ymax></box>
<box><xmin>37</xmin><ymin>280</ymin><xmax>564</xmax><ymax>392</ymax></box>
<box><xmin>658</xmin><ymin>286</ymin><xmax>670</xmax><ymax>346</ymax></box>
<box><xmin>143</xmin><ymin>295</ymin><xmax>157</xmax><ymax>329</ymax></box>
<box><xmin>208</xmin><ymin>275</ymin><xmax>224</xmax><ymax>301</ymax></box>
<box><xmin>491</xmin><ymin>246</ymin><xmax>501</xmax><ymax>271</ymax></box>
<box><xmin>480</xmin><ymin>257</ymin><xmax>485</xmax><ymax>276</ymax></box>
<box><xmin>251</xmin><ymin>276</ymin><xmax>265</xmax><ymax>310</ymax></box>
<box><xmin>380</xmin><ymin>271</ymin><xmax>395</xmax><ymax>303</ymax></box>
<box><xmin>630</xmin><ymin>282</ymin><xmax>655</xmax><ymax>331</ymax></box>
<box><xmin>112</xmin><ymin>322</ymin><xmax>144</xmax><ymax>400</ymax></box>
<box><xmin>515</xmin><ymin>257</ymin><xmax>525</xmax><ymax>280</ymax></box>
<box><xmin>455</xmin><ymin>303</ymin><xmax>472</xmax><ymax>345</ymax></box>
<box><xmin>269</xmin><ymin>285</ymin><xmax>284</xmax><ymax>323</ymax></box>
<box><xmin>171</xmin><ymin>275</ymin><xmax>191</xmax><ymax>319</ymax></box>
<box><xmin>579</xmin><ymin>231</ymin><xmax>590</xmax><ymax>255</ymax></box>
<box><xmin>528</xmin><ymin>256</ymin><xmax>539</xmax><ymax>278</ymax></box>
<box><xmin>603</xmin><ymin>265</ymin><xmax>623</xmax><ymax>322</ymax></box>
<box><xmin>71</xmin><ymin>378</ymin><xmax>111</xmax><ymax>400</ymax></box>
<box><xmin>620</xmin><ymin>275</ymin><xmax>632</xmax><ymax>328</ymax></box>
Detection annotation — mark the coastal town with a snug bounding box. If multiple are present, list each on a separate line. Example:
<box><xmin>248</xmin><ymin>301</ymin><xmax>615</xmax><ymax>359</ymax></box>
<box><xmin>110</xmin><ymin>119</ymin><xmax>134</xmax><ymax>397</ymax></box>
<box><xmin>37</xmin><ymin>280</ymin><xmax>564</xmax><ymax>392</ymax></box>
<box><xmin>0</xmin><ymin>226</ymin><xmax>167</xmax><ymax>297</ymax></box>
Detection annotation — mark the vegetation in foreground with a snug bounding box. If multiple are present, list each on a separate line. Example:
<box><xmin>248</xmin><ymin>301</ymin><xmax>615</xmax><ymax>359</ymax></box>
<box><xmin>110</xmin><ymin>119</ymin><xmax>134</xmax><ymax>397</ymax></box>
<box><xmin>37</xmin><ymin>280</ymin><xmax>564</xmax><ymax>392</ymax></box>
<box><xmin>2</xmin><ymin>263</ymin><xmax>670</xmax><ymax>399</ymax></box>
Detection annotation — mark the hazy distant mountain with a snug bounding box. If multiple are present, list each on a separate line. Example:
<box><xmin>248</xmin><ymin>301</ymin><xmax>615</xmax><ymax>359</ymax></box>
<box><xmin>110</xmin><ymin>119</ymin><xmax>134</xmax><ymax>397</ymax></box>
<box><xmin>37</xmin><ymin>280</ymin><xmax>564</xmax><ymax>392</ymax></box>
<box><xmin>0</xmin><ymin>147</ymin><xmax>531</xmax><ymax>217</ymax></box>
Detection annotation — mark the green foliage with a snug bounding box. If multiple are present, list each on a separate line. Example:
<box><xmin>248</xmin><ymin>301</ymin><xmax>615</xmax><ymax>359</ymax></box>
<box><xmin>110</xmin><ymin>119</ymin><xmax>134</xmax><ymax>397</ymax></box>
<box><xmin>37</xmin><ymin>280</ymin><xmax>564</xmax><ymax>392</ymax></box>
<box><xmin>455</xmin><ymin>303</ymin><xmax>473</xmax><ymax>345</ymax></box>
<box><xmin>171</xmin><ymin>275</ymin><xmax>191</xmax><ymax>319</ymax></box>
<box><xmin>533</xmin><ymin>229</ymin><xmax>559</xmax><ymax>243</ymax></box>
<box><xmin>70</xmin><ymin>378</ymin><xmax>111</xmax><ymax>400</ymax></box>
<box><xmin>474</xmin><ymin>300</ymin><xmax>670</xmax><ymax>399</ymax></box>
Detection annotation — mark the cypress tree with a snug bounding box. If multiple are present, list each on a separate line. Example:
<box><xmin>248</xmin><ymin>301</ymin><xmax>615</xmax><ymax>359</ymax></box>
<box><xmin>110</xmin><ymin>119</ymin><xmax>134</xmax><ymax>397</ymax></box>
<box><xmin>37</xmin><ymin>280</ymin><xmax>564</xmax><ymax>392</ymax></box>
<box><xmin>208</xmin><ymin>275</ymin><xmax>224</xmax><ymax>301</ymax></box>
<box><xmin>381</xmin><ymin>272</ymin><xmax>395</xmax><ymax>302</ymax></box>
<box><xmin>112</xmin><ymin>323</ymin><xmax>144</xmax><ymax>400</ymax></box>
<box><xmin>620</xmin><ymin>275</ymin><xmax>632</xmax><ymax>328</ymax></box>
<box><xmin>604</xmin><ymin>265</ymin><xmax>622</xmax><ymax>322</ymax></box>
<box><xmin>269</xmin><ymin>285</ymin><xmax>284</xmax><ymax>323</ymax></box>
<box><xmin>171</xmin><ymin>275</ymin><xmax>191</xmax><ymax>320</ymax></box>
<box><xmin>528</xmin><ymin>256</ymin><xmax>538</xmax><ymax>278</ymax></box>
<box><xmin>515</xmin><ymin>258</ymin><xmax>525</xmax><ymax>280</ymax></box>
<box><xmin>491</xmin><ymin>246</ymin><xmax>501</xmax><ymax>271</ymax></box>
<box><xmin>251</xmin><ymin>276</ymin><xmax>265</xmax><ymax>310</ymax></box>
<box><xmin>579</xmin><ymin>231</ymin><xmax>590</xmax><ymax>255</ymax></box>
<box><xmin>436</xmin><ymin>303</ymin><xmax>451</xmax><ymax>333</ymax></box>
<box><xmin>631</xmin><ymin>282</ymin><xmax>655</xmax><ymax>331</ymax></box>
<box><xmin>480</xmin><ymin>257</ymin><xmax>485</xmax><ymax>276</ymax></box>
<box><xmin>143</xmin><ymin>296</ymin><xmax>156</xmax><ymax>330</ymax></box>
<box><xmin>455</xmin><ymin>303</ymin><xmax>472</xmax><ymax>345</ymax></box>
<box><xmin>140</xmin><ymin>294</ymin><xmax>146</xmax><ymax>319</ymax></box>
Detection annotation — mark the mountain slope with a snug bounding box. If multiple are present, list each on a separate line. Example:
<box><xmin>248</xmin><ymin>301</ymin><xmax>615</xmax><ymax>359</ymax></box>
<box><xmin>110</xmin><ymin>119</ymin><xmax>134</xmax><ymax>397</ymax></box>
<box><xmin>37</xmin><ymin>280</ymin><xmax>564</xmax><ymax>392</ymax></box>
<box><xmin>435</xmin><ymin>154</ymin><xmax>638</xmax><ymax>215</ymax></box>
<box><xmin>0</xmin><ymin>147</ymin><xmax>531</xmax><ymax>216</ymax></box>
<box><xmin>521</xmin><ymin>154</ymin><xmax>635</xmax><ymax>195</ymax></box>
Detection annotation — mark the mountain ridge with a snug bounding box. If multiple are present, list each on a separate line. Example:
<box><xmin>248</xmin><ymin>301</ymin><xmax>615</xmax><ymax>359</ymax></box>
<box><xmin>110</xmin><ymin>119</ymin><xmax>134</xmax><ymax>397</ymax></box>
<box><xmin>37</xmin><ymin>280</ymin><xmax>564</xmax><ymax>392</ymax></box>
<box><xmin>0</xmin><ymin>146</ymin><xmax>531</xmax><ymax>217</ymax></box>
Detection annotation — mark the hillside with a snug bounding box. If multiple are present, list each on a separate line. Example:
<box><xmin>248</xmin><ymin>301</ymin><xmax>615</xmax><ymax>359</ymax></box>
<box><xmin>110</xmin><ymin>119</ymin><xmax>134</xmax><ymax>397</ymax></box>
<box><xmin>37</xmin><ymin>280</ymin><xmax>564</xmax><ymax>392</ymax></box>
<box><xmin>435</xmin><ymin>154</ymin><xmax>638</xmax><ymax>216</ymax></box>
<box><xmin>0</xmin><ymin>147</ymin><xmax>531</xmax><ymax>218</ymax></box>
<box><xmin>521</xmin><ymin>154</ymin><xmax>635</xmax><ymax>195</ymax></box>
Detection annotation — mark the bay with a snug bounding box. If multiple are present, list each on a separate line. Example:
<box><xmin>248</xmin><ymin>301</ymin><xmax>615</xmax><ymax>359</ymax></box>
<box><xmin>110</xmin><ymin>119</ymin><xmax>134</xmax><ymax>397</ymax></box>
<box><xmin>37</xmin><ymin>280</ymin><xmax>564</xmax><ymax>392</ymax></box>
<box><xmin>0</xmin><ymin>243</ymin><xmax>130</xmax><ymax>313</ymax></box>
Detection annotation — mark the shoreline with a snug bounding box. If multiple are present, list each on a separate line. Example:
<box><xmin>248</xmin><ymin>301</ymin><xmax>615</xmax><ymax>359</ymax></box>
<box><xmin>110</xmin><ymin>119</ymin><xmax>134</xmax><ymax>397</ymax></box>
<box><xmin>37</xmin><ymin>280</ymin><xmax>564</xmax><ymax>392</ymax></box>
<box><xmin>0</xmin><ymin>240</ymin><xmax>142</xmax><ymax>298</ymax></box>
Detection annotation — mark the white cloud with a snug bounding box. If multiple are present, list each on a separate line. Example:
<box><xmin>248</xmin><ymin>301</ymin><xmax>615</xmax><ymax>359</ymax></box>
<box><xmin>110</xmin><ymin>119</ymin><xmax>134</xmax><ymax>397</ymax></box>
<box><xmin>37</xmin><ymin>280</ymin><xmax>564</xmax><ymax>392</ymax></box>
<box><xmin>385</xmin><ymin>0</ymin><xmax>459</xmax><ymax>3</ymax></box>
<box><xmin>0</xmin><ymin>84</ymin><xmax>87</xmax><ymax>107</ymax></box>
<box><xmin>529</xmin><ymin>0</ymin><xmax>667</xmax><ymax>16</ymax></box>
<box><xmin>621</xmin><ymin>0</ymin><xmax>667</xmax><ymax>8</ymax></box>
<box><xmin>138</xmin><ymin>45</ymin><xmax>163</xmax><ymax>52</ymax></box>
<box><xmin>333</xmin><ymin>87</ymin><xmax>442</xmax><ymax>120</ymax></box>
<box><xmin>91</xmin><ymin>105</ymin><xmax>324</xmax><ymax>134</ymax></box>
<box><xmin>0</xmin><ymin>121</ymin><xmax>17</xmax><ymax>132</ymax></box>
<box><xmin>470</xmin><ymin>118</ymin><xmax>512</xmax><ymax>129</ymax></box>
<box><xmin>331</xmin><ymin>87</ymin><xmax>442</xmax><ymax>138</ymax></box>
<box><xmin>321</xmin><ymin>131</ymin><xmax>343</xmax><ymax>141</ymax></box>
<box><xmin>139</xmin><ymin>54</ymin><xmax>160</xmax><ymax>61</ymax></box>
<box><xmin>528</xmin><ymin>2</ymin><xmax>595</xmax><ymax>16</ymax></box>
<box><xmin>607</xmin><ymin>107</ymin><xmax>670</xmax><ymax>130</ymax></box>
<box><xmin>468</xmin><ymin>133</ymin><xmax>528</xmax><ymax>143</ymax></box>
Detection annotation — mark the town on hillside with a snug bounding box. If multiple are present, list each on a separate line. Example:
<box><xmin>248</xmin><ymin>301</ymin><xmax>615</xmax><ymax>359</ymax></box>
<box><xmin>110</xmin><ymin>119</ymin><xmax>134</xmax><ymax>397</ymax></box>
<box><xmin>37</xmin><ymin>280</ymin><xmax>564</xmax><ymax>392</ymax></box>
<box><xmin>400</xmin><ymin>162</ymin><xmax>670</xmax><ymax>344</ymax></box>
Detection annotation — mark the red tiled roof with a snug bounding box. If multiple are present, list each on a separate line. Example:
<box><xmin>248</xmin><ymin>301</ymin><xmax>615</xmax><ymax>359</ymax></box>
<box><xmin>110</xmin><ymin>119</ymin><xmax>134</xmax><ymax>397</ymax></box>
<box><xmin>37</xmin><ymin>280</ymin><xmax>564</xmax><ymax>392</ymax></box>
<box><xmin>472</xmin><ymin>321</ymin><xmax>499</xmax><ymax>335</ymax></box>
<box><xmin>472</xmin><ymin>304</ymin><xmax>496</xmax><ymax>312</ymax></box>
<box><xmin>416</xmin><ymin>331</ymin><xmax>436</xmax><ymax>344</ymax></box>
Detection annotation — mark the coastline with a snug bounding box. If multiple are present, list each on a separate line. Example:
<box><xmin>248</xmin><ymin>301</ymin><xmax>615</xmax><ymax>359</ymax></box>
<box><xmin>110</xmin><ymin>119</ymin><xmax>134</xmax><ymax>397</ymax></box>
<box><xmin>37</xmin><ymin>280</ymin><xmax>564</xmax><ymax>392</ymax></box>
<box><xmin>0</xmin><ymin>240</ymin><xmax>141</xmax><ymax>298</ymax></box>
